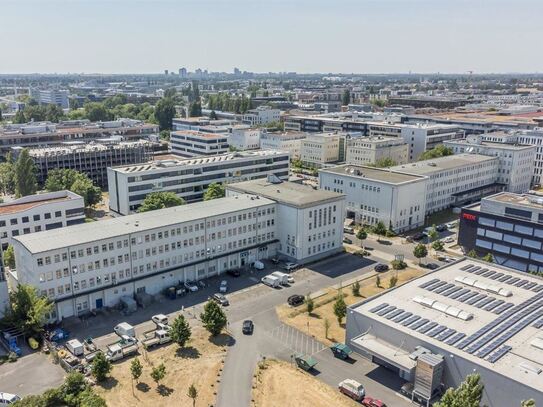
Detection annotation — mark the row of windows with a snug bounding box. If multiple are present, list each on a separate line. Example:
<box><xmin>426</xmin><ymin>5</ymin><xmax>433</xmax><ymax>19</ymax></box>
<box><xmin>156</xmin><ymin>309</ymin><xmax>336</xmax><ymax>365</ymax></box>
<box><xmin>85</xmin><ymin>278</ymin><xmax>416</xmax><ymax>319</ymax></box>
<box><xmin>476</xmin><ymin>238</ymin><xmax>543</xmax><ymax>263</ymax></box>
<box><xmin>479</xmin><ymin>217</ymin><xmax>543</xmax><ymax>238</ymax></box>
<box><xmin>307</xmin><ymin>240</ymin><xmax>336</xmax><ymax>255</ymax></box>
<box><xmin>0</xmin><ymin>211</ymin><xmax>61</xmax><ymax>227</ymax></box>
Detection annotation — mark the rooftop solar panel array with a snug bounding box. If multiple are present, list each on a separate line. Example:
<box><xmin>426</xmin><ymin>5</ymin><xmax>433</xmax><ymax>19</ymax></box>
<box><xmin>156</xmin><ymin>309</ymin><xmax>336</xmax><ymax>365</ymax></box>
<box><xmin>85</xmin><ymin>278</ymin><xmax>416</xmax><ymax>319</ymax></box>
<box><xmin>463</xmin><ymin>263</ymin><xmax>540</xmax><ymax>292</ymax></box>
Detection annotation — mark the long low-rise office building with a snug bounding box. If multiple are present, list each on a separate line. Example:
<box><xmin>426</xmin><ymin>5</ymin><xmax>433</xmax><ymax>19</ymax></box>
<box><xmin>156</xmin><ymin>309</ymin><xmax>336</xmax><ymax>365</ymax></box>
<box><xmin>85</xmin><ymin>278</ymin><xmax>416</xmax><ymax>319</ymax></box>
<box><xmin>11</xmin><ymin>183</ymin><xmax>344</xmax><ymax>320</ymax></box>
<box><xmin>13</xmin><ymin>140</ymin><xmax>153</xmax><ymax>188</ymax></box>
<box><xmin>170</xmin><ymin>130</ymin><xmax>229</xmax><ymax>158</ymax></box>
<box><xmin>0</xmin><ymin>119</ymin><xmax>158</xmax><ymax>154</ymax></box>
<box><xmin>107</xmin><ymin>150</ymin><xmax>290</xmax><ymax>215</ymax></box>
<box><xmin>346</xmin><ymin>258</ymin><xmax>543</xmax><ymax>406</ymax></box>
<box><xmin>459</xmin><ymin>192</ymin><xmax>543</xmax><ymax>273</ymax></box>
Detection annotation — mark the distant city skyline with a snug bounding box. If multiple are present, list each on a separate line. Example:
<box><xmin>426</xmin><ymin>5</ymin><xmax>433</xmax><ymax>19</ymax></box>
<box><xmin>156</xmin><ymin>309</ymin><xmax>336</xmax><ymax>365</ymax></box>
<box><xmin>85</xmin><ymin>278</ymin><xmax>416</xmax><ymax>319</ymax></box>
<box><xmin>2</xmin><ymin>0</ymin><xmax>542</xmax><ymax>74</ymax></box>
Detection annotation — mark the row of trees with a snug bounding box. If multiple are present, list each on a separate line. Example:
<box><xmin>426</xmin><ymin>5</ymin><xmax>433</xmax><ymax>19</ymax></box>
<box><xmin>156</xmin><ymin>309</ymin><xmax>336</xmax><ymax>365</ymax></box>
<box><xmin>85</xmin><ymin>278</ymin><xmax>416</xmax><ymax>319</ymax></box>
<box><xmin>206</xmin><ymin>93</ymin><xmax>252</xmax><ymax>114</ymax></box>
<box><xmin>45</xmin><ymin>168</ymin><xmax>102</xmax><ymax>208</ymax></box>
<box><xmin>419</xmin><ymin>145</ymin><xmax>454</xmax><ymax>161</ymax></box>
<box><xmin>0</xmin><ymin>150</ymin><xmax>37</xmax><ymax>197</ymax></box>
<box><xmin>13</xmin><ymin>103</ymin><xmax>65</xmax><ymax>124</ymax></box>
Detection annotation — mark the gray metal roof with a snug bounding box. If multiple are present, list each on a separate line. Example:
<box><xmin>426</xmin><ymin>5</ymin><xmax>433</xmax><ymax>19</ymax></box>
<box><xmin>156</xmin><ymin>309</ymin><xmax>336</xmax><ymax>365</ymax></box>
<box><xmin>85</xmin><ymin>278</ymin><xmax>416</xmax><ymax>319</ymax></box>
<box><xmin>320</xmin><ymin>164</ymin><xmax>427</xmax><ymax>185</ymax></box>
<box><xmin>391</xmin><ymin>154</ymin><xmax>497</xmax><ymax>175</ymax></box>
<box><xmin>226</xmin><ymin>179</ymin><xmax>344</xmax><ymax>208</ymax></box>
<box><xmin>13</xmin><ymin>195</ymin><xmax>274</xmax><ymax>254</ymax></box>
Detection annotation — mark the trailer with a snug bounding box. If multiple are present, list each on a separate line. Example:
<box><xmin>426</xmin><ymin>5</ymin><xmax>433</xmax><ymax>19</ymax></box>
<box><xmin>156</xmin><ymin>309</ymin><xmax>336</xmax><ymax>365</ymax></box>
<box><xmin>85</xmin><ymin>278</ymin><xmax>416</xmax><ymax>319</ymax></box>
<box><xmin>141</xmin><ymin>329</ymin><xmax>171</xmax><ymax>350</ymax></box>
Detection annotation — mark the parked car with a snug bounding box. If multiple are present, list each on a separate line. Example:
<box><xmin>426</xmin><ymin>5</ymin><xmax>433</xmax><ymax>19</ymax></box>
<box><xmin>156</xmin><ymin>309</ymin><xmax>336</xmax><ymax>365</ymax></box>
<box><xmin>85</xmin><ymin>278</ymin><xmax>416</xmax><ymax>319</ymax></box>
<box><xmin>211</xmin><ymin>293</ymin><xmax>229</xmax><ymax>306</ymax></box>
<box><xmin>271</xmin><ymin>257</ymin><xmax>280</xmax><ymax>264</ymax></box>
<box><xmin>436</xmin><ymin>224</ymin><xmax>447</xmax><ymax>232</ymax></box>
<box><xmin>287</xmin><ymin>294</ymin><xmax>305</xmax><ymax>307</ymax></box>
<box><xmin>184</xmin><ymin>281</ymin><xmax>199</xmax><ymax>292</ymax></box>
<box><xmin>362</xmin><ymin>397</ymin><xmax>387</xmax><ymax>407</ymax></box>
<box><xmin>423</xmin><ymin>263</ymin><xmax>439</xmax><ymax>270</ymax></box>
<box><xmin>412</xmin><ymin>232</ymin><xmax>425</xmax><ymax>241</ymax></box>
<box><xmin>283</xmin><ymin>262</ymin><xmax>299</xmax><ymax>271</ymax></box>
<box><xmin>374</xmin><ymin>264</ymin><xmax>389</xmax><ymax>272</ymax></box>
<box><xmin>442</xmin><ymin>236</ymin><xmax>455</xmax><ymax>243</ymax></box>
<box><xmin>219</xmin><ymin>280</ymin><xmax>228</xmax><ymax>293</ymax></box>
<box><xmin>227</xmin><ymin>268</ymin><xmax>241</xmax><ymax>277</ymax></box>
<box><xmin>242</xmin><ymin>320</ymin><xmax>254</xmax><ymax>334</ymax></box>
<box><xmin>338</xmin><ymin>379</ymin><xmax>365</xmax><ymax>401</ymax></box>
<box><xmin>343</xmin><ymin>237</ymin><xmax>353</xmax><ymax>244</ymax></box>
<box><xmin>261</xmin><ymin>275</ymin><xmax>281</xmax><ymax>288</ymax></box>
<box><xmin>330</xmin><ymin>343</ymin><xmax>353</xmax><ymax>360</ymax></box>
<box><xmin>252</xmin><ymin>260</ymin><xmax>265</xmax><ymax>270</ymax></box>
<box><xmin>287</xmin><ymin>275</ymin><xmax>295</xmax><ymax>284</ymax></box>
<box><xmin>0</xmin><ymin>393</ymin><xmax>21</xmax><ymax>405</ymax></box>
<box><xmin>344</xmin><ymin>226</ymin><xmax>355</xmax><ymax>234</ymax></box>
<box><xmin>446</xmin><ymin>221</ymin><xmax>458</xmax><ymax>229</ymax></box>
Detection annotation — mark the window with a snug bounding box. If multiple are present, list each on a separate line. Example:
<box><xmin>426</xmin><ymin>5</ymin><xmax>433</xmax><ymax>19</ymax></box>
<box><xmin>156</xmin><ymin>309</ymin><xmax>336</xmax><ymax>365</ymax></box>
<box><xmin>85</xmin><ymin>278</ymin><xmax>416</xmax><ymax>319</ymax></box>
<box><xmin>515</xmin><ymin>224</ymin><xmax>533</xmax><ymax>236</ymax></box>
<box><xmin>503</xmin><ymin>234</ymin><xmax>522</xmax><ymax>245</ymax></box>
<box><xmin>511</xmin><ymin>248</ymin><xmax>530</xmax><ymax>258</ymax></box>
<box><xmin>479</xmin><ymin>217</ymin><xmax>495</xmax><ymax>227</ymax></box>
<box><xmin>493</xmin><ymin>243</ymin><xmax>510</xmax><ymax>254</ymax></box>
<box><xmin>476</xmin><ymin>238</ymin><xmax>492</xmax><ymax>250</ymax></box>
<box><xmin>485</xmin><ymin>230</ymin><xmax>502</xmax><ymax>240</ymax></box>
<box><xmin>496</xmin><ymin>220</ymin><xmax>514</xmax><ymax>231</ymax></box>
<box><xmin>523</xmin><ymin>238</ymin><xmax>541</xmax><ymax>250</ymax></box>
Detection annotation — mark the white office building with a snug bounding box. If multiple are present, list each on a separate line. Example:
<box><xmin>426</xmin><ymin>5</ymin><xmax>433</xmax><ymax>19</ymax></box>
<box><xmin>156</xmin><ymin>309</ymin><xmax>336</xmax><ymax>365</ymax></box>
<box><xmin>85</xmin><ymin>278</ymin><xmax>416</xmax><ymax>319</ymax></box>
<box><xmin>346</xmin><ymin>136</ymin><xmax>409</xmax><ymax>166</ymax></box>
<box><xmin>301</xmin><ymin>133</ymin><xmax>346</xmax><ymax>168</ymax></box>
<box><xmin>320</xmin><ymin>165</ymin><xmax>428</xmax><ymax>232</ymax></box>
<box><xmin>391</xmin><ymin>154</ymin><xmax>500</xmax><ymax>214</ymax></box>
<box><xmin>107</xmin><ymin>150</ymin><xmax>291</xmax><ymax>215</ymax></box>
<box><xmin>12</xmin><ymin>183</ymin><xmax>344</xmax><ymax>321</ymax></box>
<box><xmin>226</xmin><ymin>178</ymin><xmax>345</xmax><ymax>262</ymax></box>
<box><xmin>228</xmin><ymin>125</ymin><xmax>261</xmax><ymax>150</ymax></box>
<box><xmin>444</xmin><ymin>135</ymin><xmax>536</xmax><ymax>193</ymax></box>
<box><xmin>242</xmin><ymin>107</ymin><xmax>280</xmax><ymax>126</ymax></box>
<box><xmin>260</xmin><ymin>132</ymin><xmax>307</xmax><ymax>159</ymax></box>
<box><xmin>29</xmin><ymin>89</ymin><xmax>70</xmax><ymax>109</ymax></box>
<box><xmin>170</xmin><ymin>130</ymin><xmax>229</xmax><ymax>158</ymax></box>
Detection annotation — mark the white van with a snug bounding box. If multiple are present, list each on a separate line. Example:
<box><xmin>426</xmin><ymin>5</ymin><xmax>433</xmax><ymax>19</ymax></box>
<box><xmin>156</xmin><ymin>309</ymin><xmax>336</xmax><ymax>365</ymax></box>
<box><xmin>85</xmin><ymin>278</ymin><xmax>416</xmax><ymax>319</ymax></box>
<box><xmin>114</xmin><ymin>322</ymin><xmax>136</xmax><ymax>338</ymax></box>
<box><xmin>338</xmin><ymin>379</ymin><xmax>365</xmax><ymax>401</ymax></box>
<box><xmin>0</xmin><ymin>393</ymin><xmax>21</xmax><ymax>405</ymax></box>
<box><xmin>253</xmin><ymin>260</ymin><xmax>265</xmax><ymax>270</ymax></box>
<box><xmin>66</xmin><ymin>339</ymin><xmax>84</xmax><ymax>357</ymax></box>
<box><xmin>261</xmin><ymin>275</ymin><xmax>280</xmax><ymax>288</ymax></box>
<box><xmin>270</xmin><ymin>271</ymin><xmax>289</xmax><ymax>285</ymax></box>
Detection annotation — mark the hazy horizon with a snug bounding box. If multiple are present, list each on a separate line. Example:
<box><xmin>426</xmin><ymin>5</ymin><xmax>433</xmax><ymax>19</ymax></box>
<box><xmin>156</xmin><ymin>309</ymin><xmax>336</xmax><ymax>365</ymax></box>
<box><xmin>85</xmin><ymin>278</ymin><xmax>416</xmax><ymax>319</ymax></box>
<box><xmin>2</xmin><ymin>0</ymin><xmax>542</xmax><ymax>75</ymax></box>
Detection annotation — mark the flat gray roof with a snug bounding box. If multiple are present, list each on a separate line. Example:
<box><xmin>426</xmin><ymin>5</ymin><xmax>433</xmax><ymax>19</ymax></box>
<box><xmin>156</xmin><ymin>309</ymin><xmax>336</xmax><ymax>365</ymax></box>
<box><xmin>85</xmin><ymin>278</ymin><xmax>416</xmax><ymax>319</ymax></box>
<box><xmin>445</xmin><ymin>139</ymin><xmax>535</xmax><ymax>151</ymax></box>
<box><xmin>13</xmin><ymin>195</ymin><xmax>274</xmax><ymax>254</ymax></box>
<box><xmin>320</xmin><ymin>164</ymin><xmax>427</xmax><ymax>185</ymax></box>
<box><xmin>391</xmin><ymin>153</ymin><xmax>497</xmax><ymax>175</ymax></box>
<box><xmin>226</xmin><ymin>179</ymin><xmax>344</xmax><ymax>208</ymax></box>
<box><xmin>351</xmin><ymin>258</ymin><xmax>543</xmax><ymax>392</ymax></box>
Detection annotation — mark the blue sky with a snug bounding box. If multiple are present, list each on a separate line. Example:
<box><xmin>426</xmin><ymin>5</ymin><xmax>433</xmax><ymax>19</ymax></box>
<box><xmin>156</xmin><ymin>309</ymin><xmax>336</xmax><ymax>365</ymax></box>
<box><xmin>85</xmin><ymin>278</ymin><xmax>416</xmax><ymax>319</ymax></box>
<box><xmin>2</xmin><ymin>0</ymin><xmax>542</xmax><ymax>74</ymax></box>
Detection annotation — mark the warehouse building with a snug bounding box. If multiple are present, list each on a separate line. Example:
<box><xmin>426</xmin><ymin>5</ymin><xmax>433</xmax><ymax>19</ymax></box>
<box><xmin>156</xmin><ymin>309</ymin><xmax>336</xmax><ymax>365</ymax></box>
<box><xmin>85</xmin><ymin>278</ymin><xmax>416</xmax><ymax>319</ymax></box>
<box><xmin>346</xmin><ymin>258</ymin><xmax>543</xmax><ymax>406</ymax></box>
<box><xmin>107</xmin><ymin>150</ymin><xmax>290</xmax><ymax>215</ymax></box>
<box><xmin>11</xmin><ymin>183</ymin><xmax>344</xmax><ymax>320</ymax></box>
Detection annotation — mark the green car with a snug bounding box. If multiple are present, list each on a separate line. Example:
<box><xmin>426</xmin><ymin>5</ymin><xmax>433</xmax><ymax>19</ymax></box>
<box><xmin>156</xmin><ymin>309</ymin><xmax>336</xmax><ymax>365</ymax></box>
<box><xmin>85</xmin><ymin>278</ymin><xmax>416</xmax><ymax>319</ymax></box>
<box><xmin>294</xmin><ymin>354</ymin><xmax>318</xmax><ymax>371</ymax></box>
<box><xmin>330</xmin><ymin>343</ymin><xmax>353</xmax><ymax>360</ymax></box>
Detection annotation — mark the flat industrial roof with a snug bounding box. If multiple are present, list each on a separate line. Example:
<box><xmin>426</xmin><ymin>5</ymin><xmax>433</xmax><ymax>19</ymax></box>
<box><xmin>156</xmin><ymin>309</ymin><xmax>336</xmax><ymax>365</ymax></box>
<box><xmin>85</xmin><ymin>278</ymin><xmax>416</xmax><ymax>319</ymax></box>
<box><xmin>13</xmin><ymin>194</ymin><xmax>275</xmax><ymax>254</ymax></box>
<box><xmin>391</xmin><ymin>153</ymin><xmax>497</xmax><ymax>175</ymax></box>
<box><xmin>320</xmin><ymin>164</ymin><xmax>427</xmax><ymax>185</ymax></box>
<box><xmin>482</xmin><ymin>192</ymin><xmax>543</xmax><ymax>211</ymax></box>
<box><xmin>226</xmin><ymin>179</ymin><xmax>344</xmax><ymax>208</ymax></box>
<box><xmin>445</xmin><ymin>139</ymin><xmax>535</xmax><ymax>151</ymax></box>
<box><xmin>351</xmin><ymin>258</ymin><xmax>543</xmax><ymax>392</ymax></box>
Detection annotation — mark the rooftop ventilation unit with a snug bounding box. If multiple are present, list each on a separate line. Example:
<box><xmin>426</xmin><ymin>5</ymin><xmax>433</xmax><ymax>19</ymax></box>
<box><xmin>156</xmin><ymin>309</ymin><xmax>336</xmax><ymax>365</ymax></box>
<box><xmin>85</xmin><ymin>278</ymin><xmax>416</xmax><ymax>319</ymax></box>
<box><xmin>412</xmin><ymin>295</ymin><xmax>473</xmax><ymax>321</ymax></box>
<box><xmin>455</xmin><ymin>276</ymin><xmax>512</xmax><ymax>297</ymax></box>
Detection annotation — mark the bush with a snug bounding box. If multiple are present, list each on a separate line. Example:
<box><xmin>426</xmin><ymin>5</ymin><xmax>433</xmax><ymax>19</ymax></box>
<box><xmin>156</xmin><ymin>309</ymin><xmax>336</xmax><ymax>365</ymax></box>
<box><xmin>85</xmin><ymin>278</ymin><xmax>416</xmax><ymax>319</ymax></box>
<box><xmin>351</xmin><ymin>281</ymin><xmax>361</xmax><ymax>297</ymax></box>
<box><xmin>391</xmin><ymin>260</ymin><xmax>407</xmax><ymax>270</ymax></box>
<box><xmin>389</xmin><ymin>275</ymin><xmax>399</xmax><ymax>288</ymax></box>
<box><xmin>432</xmin><ymin>240</ymin><xmax>444</xmax><ymax>251</ymax></box>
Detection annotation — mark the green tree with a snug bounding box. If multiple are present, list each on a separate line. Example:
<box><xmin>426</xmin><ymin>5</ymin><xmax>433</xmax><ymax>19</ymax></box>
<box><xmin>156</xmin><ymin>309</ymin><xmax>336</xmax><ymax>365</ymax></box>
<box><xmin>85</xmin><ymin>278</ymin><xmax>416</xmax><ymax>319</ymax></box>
<box><xmin>521</xmin><ymin>399</ymin><xmax>536</xmax><ymax>407</ymax></box>
<box><xmin>389</xmin><ymin>274</ymin><xmax>398</xmax><ymax>288</ymax></box>
<box><xmin>482</xmin><ymin>253</ymin><xmax>494</xmax><ymax>263</ymax></box>
<box><xmin>150</xmin><ymin>363</ymin><xmax>166</xmax><ymax>388</ymax></box>
<box><xmin>159</xmin><ymin>130</ymin><xmax>170</xmax><ymax>141</ymax></box>
<box><xmin>432</xmin><ymin>240</ymin><xmax>445</xmax><ymax>251</ymax></box>
<box><xmin>342</xmin><ymin>90</ymin><xmax>351</xmax><ymax>106</ymax></box>
<box><xmin>45</xmin><ymin>169</ymin><xmax>102</xmax><ymax>207</ymax></box>
<box><xmin>467</xmin><ymin>249</ymin><xmax>478</xmax><ymax>258</ymax></box>
<box><xmin>351</xmin><ymin>281</ymin><xmax>361</xmax><ymax>297</ymax></box>
<box><xmin>14</xmin><ymin>149</ymin><xmax>37</xmax><ymax>197</ymax></box>
<box><xmin>45</xmin><ymin>168</ymin><xmax>79</xmax><ymax>191</ymax></box>
<box><xmin>84</xmin><ymin>102</ymin><xmax>112</xmax><ymax>122</ymax></box>
<box><xmin>163</xmin><ymin>88</ymin><xmax>177</xmax><ymax>99</ymax></box>
<box><xmin>372</xmin><ymin>221</ymin><xmax>387</xmax><ymax>237</ymax></box>
<box><xmin>413</xmin><ymin>243</ymin><xmax>428</xmax><ymax>265</ymax></box>
<box><xmin>6</xmin><ymin>284</ymin><xmax>53</xmax><ymax>336</ymax></box>
<box><xmin>375</xmin><ymin>275</ymin><xmax>381</xmax><ymax>288</ymax></box>
<box><xmin>44</xmin><ymin>104</ymin><xmax>65</xmax><ymax>122</ymax></box>
<box><xmin>434</xmin><ymin>373</ymin><xmax>483</xmax><ymax>407</ymax></box>
<box><xmin>428</xmin><ymin>225</ymin><xmax>439</xmax><ymax>243</ymax></box>
<box><xmin>189</xmin><ymin>101</ymin><xmax>202</xmax><ymax>117</ymax></box>
<box><xmin>305</xmin><ymin>295</ymin><xmax>314</xmax><ymax>315</ymax></box>
<box><xmin>356</xmin><ymin>229</ymin><xmax>367</xmax><ymax>251</ymax></box>
<box><xmin>13</xmin><ymin>110</ymin><xmax>26</xmax><ymax>124</ymax></box>
<box><xmin>154</xmin><ymin>98</ymin><xmax>176</xmax><ymax>130</ymax></box>
<box><xmin>130</xmin><ymin>358</ymin><xmax>143</xmax><ymax>384</ymax></box>
<box><xmin>138</xmin><ymin>192</ymin><xmax>186</xmax><ymax>212</ymax></box>
<box><xmin>91</xmin><ymin>352</ymin><xmax>112</xmax><ymax>382</ymax></box>
<box><xmin>419</xmin><ymin>145</ymin><xmax>453</xmax><ymax>161</ymax></box>
<box><xmin>71</xmin><ymin>176</ymin><xmax>102</xmax><ymax>208</ymax></box>
<box><xmin>200</xmin><ymin>300</ymin><xmax>228</xmax><ymax>336</ymax></box>
<box><xmin>372</xmin><ymin>157</ymin><xmax>397</xmax><ymax>168</ymax></box>
<box><xmin>203</xmin><ymin>182</ymin><xmax>225</xmax><ymax>201</ymax></box>
<box><xmin>333</xmin><ymin>293</ymin><xmax>347</xmax><ymax>325</ymax></box>
<box><xmin>3</xmin><ymin>244</ymin><xmax>15</xmax><ymax>269</ymax></box>
<box><xmin>209</xmin><ymin>110</ymin><xmax>218</xmax><ymax>120</ymax></box>
<box><xmin>187</xmin><ymin>383</ymin><xmax>198</xmax><ymax>407</ymax></box>
<box><xmin>323</xmin><ymin>318</ymin><xmax>331</xmax><ymax>339</ymax></box>
<box><xmin>0</xmin><ymin>160</ymin><xmax>16</xmax><ymax>195</ymax></box>
<box><xmin>170</xmin><ymin>314</ymin><xmax>192</xmax><ymax>347</ymax></box>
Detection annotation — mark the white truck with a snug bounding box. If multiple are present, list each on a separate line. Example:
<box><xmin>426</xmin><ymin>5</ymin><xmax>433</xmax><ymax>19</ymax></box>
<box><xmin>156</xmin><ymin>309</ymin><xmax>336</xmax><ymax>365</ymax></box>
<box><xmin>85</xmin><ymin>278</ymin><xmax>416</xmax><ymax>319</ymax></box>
<box><xmin>141</xmin><ymin>329</ymin><xmax>171</xmax><ymax>349</ymax></box>
<box><xmin>106</xmin><ymin>339</ymin><xmax>138</xmax><ymax>362</ymax></box>
<box><xmin>114</xmin><ymin>322</ymin><xmax>136</xmax><ymax>339</ymax></box>
<box><xmin>270</xmin><ymin>271</ymin><xmax>289</xmax><ymax>286</ymax></box>
<box><xmin>151</xmin><ymin>314</ymin><xmax>170</xmax><ymax>331</ymax></box>
<box><xmin>261</xmin><ymin>275</ymin><xmax>281</xmax><ymax>288</ymax></box>
<box><xmin>66</xmin><ymin>339</ymin><xmax>84</xmax><ymax>357</ymax></box>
